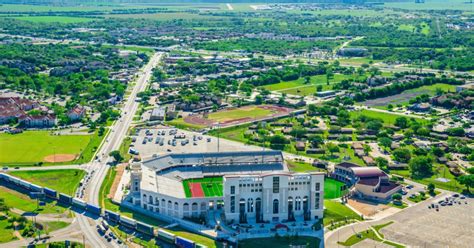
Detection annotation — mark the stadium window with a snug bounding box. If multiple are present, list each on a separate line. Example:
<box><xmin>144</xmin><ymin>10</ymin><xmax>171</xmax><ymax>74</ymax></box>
<box><xmin>315</xmin><ymin>192</ymin><xmax>320</xmax><ymax>209</ymax></box>
<box><xmin>315</xmin><ymin>183</ymin><xmax>320</xmax><ymax>191</ymax></box>
<box><xmin>273</xmin><ymin>177</ymin><xmax>280</xmax><ymax>193</ymax></box>
<box><xmin>230</xmin><ymin>196</ymin><xmax>235</xmax><ymax>213</ymax></box>
<box><xmin>231</xmin><ymin>186</ymin><xmax>235</xmax><ymax>195</ymax></box>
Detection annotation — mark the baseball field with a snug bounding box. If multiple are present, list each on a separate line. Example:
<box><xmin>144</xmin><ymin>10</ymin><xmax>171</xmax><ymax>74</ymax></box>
<box><xmin>0</xmin><ymin>131</ymin><xmax>101</xmax><ymax>165</ymax></box>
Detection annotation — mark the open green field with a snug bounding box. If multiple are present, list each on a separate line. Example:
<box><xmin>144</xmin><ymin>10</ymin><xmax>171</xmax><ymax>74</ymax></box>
<box><xmin>0</xmin><ymin>215</ymin><xmax>17</xmax><ymax>243</ymax></box>
<box><xmin>350</xmin><ymin>109</ymin><xmax>427</xmax><ymax>126</ymax></box>
<box><xmin>0</xmin><ymin>4</ymin><xmax>118</xmax><ymax>12</ymax></box>
<box><xmin>324</xmin><ymin>199</ymin><xmax>361</xmax><ymax>226</ymax></box>
<box><xmin>208</xmin><ymin>105</ymin><xmax>274</xmax><ymax>122</ymax></box>
<box><xmin>263</xmin><ymin>73</ymin><xmax>351</xmax><ymax>93</ymax></box>
<box><xmin>10</xmin><ymin>16</ymin><xmax>96</xmax><ymax>23</ymax></box>
<box><xmin>167</xmin><ymin>118</ymin><xmax>206</xmax><ymax>130</ymax></box>
<box><xmin>364</xmin><ymin>83</ymin><xmax>457</xmax><ymax>109</ymax></box>
<box><xmin>9</xmin><ymin>169</ymin><xmax>85</xmax><ymax>195</ymax></box>
<box><xmin>183</xmin><ymin>177</ymin><xmax>223</xmax><ymax>198</ymax></box>
<box><xmin>107</xmin><ymin>12</ymin><xmax>224</xmax><ymax>21</ymax></box>
<box><xmin>240</xmin><ymin>236</ymin><xmax>320</xmax><ymax>248</ymax></box>
<box><xmin>391</xmin><ymin>163</ymin><xmax>465</xmax><ymax>192</ymax></box>
<box><xmin>0</xmin><ymin>130</ymin><xmax>103</xmax><ymax>166</ymax></box>
<box><xmin>385</xmin><ymin>0</ymin><xmax>473</xmax><ymax>10</ymax></box>
<box><xmin>0</xmin><ymin>186</ymin><xmax>68</xmax><ymax>214</ymax></box>
<box><xmin>325</xmin><ymin>178</ymin><xmax>347</xmax><ymax>199</ymax></box>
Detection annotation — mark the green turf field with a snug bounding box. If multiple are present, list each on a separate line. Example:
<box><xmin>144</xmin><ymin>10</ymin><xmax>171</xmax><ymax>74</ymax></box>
<box><xmin>183</xmin><ymin>177</ymin><xmax>223</xmax><ymax>198</ymax></box>
<box><xmin>324</xmin><ymin>178</ymin><xmax>347</xmax><ymax>199</ymax></box>
<box><xmin>0</xmin><ymin>131</ymin><xmax>98</xmax><ymax>165</ymax></box>
<box><xmin>8</xmin><ymin>169</ymin><xmax>85</xmax><ymax>195</ymax></box>
<box><xmin>207</xmin><ymin>105</ymin><xmax>274</xmax><ymax>123</ymax></box>
<box><xmin>11</xmin><ymin>16</ymin><xmax>96</xmax><ymax>23</ymax></box>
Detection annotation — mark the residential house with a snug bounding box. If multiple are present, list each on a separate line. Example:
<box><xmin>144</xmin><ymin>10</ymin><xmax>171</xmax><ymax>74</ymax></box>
<box><xmin>67</xmin><ymin>105</ymin><xmax>86</xmax><ymax>122</ymax></box>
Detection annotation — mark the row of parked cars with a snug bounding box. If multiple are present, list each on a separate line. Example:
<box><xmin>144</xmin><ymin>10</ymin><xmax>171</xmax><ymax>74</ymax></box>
<box><xmin>429</xmin><ymin>194</ymin><xmax>467</xmax><ymax>211</ymax></box>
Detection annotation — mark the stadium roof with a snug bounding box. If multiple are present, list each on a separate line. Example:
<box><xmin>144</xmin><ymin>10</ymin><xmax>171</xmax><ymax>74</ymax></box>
<box><xmin>142</xmin><ymin>150</ymin><xmax>285</xmax><ymax>172</ymax></box>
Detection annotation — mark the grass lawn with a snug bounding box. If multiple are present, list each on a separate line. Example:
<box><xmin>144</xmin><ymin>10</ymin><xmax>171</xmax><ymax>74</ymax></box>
<box><xmin>365</xmin><ymin>83</ymin><xmax>456</xmax><ymax>110</ymax></box>
<box><xmin>11</xmin><ymin>16</ymin><xmax>96</xmax><ymax>23</ymax></box>
<box><xmin>324</xmin><ymin>200</ymin><xmax>361</xmax><ymax>226</ymax></box>
<box><xmin>0</xmin><ymin>130</ymin><xmax>103</xmax><ymax>166</ymax></box>
<box><xmin>183</xmin><ymin>177</ymin><xmax>223</xmax><ymax>198</ymax></box>
<box><xmin>119</xmin><ymin>137</ymin><xmax>133</xmax><ymax>162</ymax></box>
<box><xmin>208</xmin><ymin>124</ymin><xmax>250</xmax><ymax>143</ymax></box>
<box><xmin>41</xmin><ymin>221</ymin><xmax>70</xmax><ymax>234</ymax></box>
<box><xmin>8</xmin><ymin>169</ymin><xmax>85</xmax><ymax>195</ymax></box>
<box><xmin>240</xmin><ymin>236</ymin><xmax>320</xmax><ymax>248</ymax></box>
<box><xmin>166</xmin><ymin>118</ymin><xmax>206</xmax><ymax>130</ymax></box>
<box><xmin>263</xmin><ymin>74</ymin><xmax>353</xmax><ymax>95</ymax></box>
<box><xmin>325</xmin><ymin>178</ymin><xmax>347</xmax><ymax>199</ymax></box>
<box><xmin>208</xmin><ymin>105</ymin><xmax>273</xmax><ymax>122</ymax></box>
<box><xmin>391</xmin><ymin>163</ymin><xmax>465</xmax><ymax>192</ymax></box>
<box><xmin>286</xmin><ymin>160</ymin><xmax>319</xmax><ymax>172</ymax></box>
<box><xmin>0</xmin><ymin>186</ymin><xmax>68</xmax><ymax>214</ymax></box>
<box><xmin>338</xmin><ymin>222</ymin><xmax>403</xmax><ymax>247</ymax></box>
<box><xmin>0</xmin><ymin>215</ymin><xmax>17</xmax><ymax>243</ymax></box>
<box><xmin>350</xmin><ymin>109</ymin><xmax>427</xmax><ymax>126</ymax></box>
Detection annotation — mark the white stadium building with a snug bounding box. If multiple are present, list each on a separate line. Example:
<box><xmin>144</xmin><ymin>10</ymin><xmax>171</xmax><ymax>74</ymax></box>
<box><xmin>127</xmin><ymin>150</ymin><xmax>324</xmax><ymax>225</ymax></box>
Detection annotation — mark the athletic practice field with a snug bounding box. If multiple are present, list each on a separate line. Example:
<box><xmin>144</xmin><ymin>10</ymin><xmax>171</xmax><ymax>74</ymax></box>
<box><xmin>183</xmin><ymin>105</ymin><xmax>293</xmax><ymax>128</ymax></box>
<box><xmin>183</xmin><ymin>177</ymin><xmax>223</xmax><ymax>198</ymax></box>
<box><xmin>0</xmin><ymin>131</ymin><xmax>97</xmax><ymax>165</ymax></box>
<box><xmin>324</xmin><ymin>178</ymin><xmax>347</xmax><ymax>199</ymax></box>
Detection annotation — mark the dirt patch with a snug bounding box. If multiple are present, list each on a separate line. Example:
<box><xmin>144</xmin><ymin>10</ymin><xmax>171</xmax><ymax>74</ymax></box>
<box><xmin>348</xmin><ymin>198</ymin><xmax>390</xmax><ymax>217</ymax></box>
<box><xmin>108</xmin><ymin>164</ymin><xmax>126</xmax><ymax>199</ymax></box>
<box><xmin>43</xmin><ymin>154</ymin><xmax>76</xmax><ymax>163</ymax></box>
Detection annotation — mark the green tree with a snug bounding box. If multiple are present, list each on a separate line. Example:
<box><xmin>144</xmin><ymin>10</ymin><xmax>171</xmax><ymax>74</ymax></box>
<box><xmin>268</xmin><ymin>135</ymin><xmax>289</xmax><ymax>150</ymax></box>
<box><xmin>427</xmin><ymin>183</ymin><xmax>435</xmax><ymax>195</ymax></box>
<box><xmin>392</xmin><ymin>193</ymin><xmax>402</xmax><ymax>201</ymax></box>
<box><xmin>255</xmin><ymin>95</ymin><xmax>263</xmax><ymax>105</ymax></box>
<box><xmin>376</xmin><ymin>157</ymin><xmax>389</xmax><ymax>170</ymax></box>
<box><xmin>395</xmin><ymin>117</ymin><xmax>408</xmax><ymax>129</ymax></box>
<box><xmin>456</xmin><ymin>174</ymin><xmax>474</xmax><ymax>193</ymax></box>
<box><xmin>393</xmin><ymin>148</ymin><xmax>412</xmax><ymax>163</ymax></box>
<box><xmin>109</xmin><ymin>150</ymin><xmax>123</xmax><ymax>163</ymax></box>
<box><xmin>378</xmin><ymin>137</ymin><xmax>392</xmax><ymax>148</ymax></box>
<box><xmin>409</xmin><ymin>156</ymin><xmax>433</xmax><ymax>178</ymax></box>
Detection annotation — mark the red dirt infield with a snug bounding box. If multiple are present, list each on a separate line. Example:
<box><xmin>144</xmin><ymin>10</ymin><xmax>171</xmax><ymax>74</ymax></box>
<box><xmin>189</xmin><ymin>182</ymin><xmax>205</xmax><ymax>198</ymax></box>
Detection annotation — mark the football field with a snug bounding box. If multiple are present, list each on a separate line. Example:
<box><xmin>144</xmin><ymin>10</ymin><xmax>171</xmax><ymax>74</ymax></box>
<box><xmin>183</xmin><ymin>177</ymin><xmax>223</xmax><ymax>198</ymax></box>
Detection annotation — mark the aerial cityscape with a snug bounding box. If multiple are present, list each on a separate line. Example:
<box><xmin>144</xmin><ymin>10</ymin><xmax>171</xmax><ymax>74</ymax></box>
<box><xmin>0</xmin><ymin>0</ymin><xmax>472</xmax><ymax>247</ymax></box>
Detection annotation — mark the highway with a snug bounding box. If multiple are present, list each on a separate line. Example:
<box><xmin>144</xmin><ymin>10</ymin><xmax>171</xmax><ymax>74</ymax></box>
<box><xmin>75</xmin><ymin>52</ymin><xmax>162</xmax><ymax>248</ymax></box>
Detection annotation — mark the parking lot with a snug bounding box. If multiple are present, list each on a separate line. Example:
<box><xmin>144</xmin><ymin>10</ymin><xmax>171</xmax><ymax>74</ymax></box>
<box><xmin>130</xmin><ymin>126</ymin><xmax>261</xmax><ymax>159</ymax></box>
<box><xmin>380</xmin><ymin>193</ymin><xmax>473</xmax><ymax>248</ymax></box>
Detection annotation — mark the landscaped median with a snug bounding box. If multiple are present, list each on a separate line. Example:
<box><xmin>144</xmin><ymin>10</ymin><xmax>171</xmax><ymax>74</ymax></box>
<box><xmin>337</xmin><ymin>221</ymin><xmax>405</xmax><ymax>248</ymax></box>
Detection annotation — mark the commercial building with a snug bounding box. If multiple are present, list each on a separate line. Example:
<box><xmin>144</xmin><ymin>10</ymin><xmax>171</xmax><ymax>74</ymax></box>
<box><xmin>331</xmin><ymin>162</ymin><xmax>402</xmax><ymax>201</ymax></box>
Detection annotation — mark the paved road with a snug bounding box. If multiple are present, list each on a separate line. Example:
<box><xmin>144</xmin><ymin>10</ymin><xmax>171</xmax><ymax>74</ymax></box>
<box><xmin>72</xmin><ymin>52</ymin><xmax>162</xmax><ymax>248</ymax></box>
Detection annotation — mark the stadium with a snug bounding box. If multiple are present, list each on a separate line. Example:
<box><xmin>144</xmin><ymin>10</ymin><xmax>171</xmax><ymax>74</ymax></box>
<box><xmin>126</xmin><ymin>150</ymin><xmax>324</xmax><ymax>225</ymax></box>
